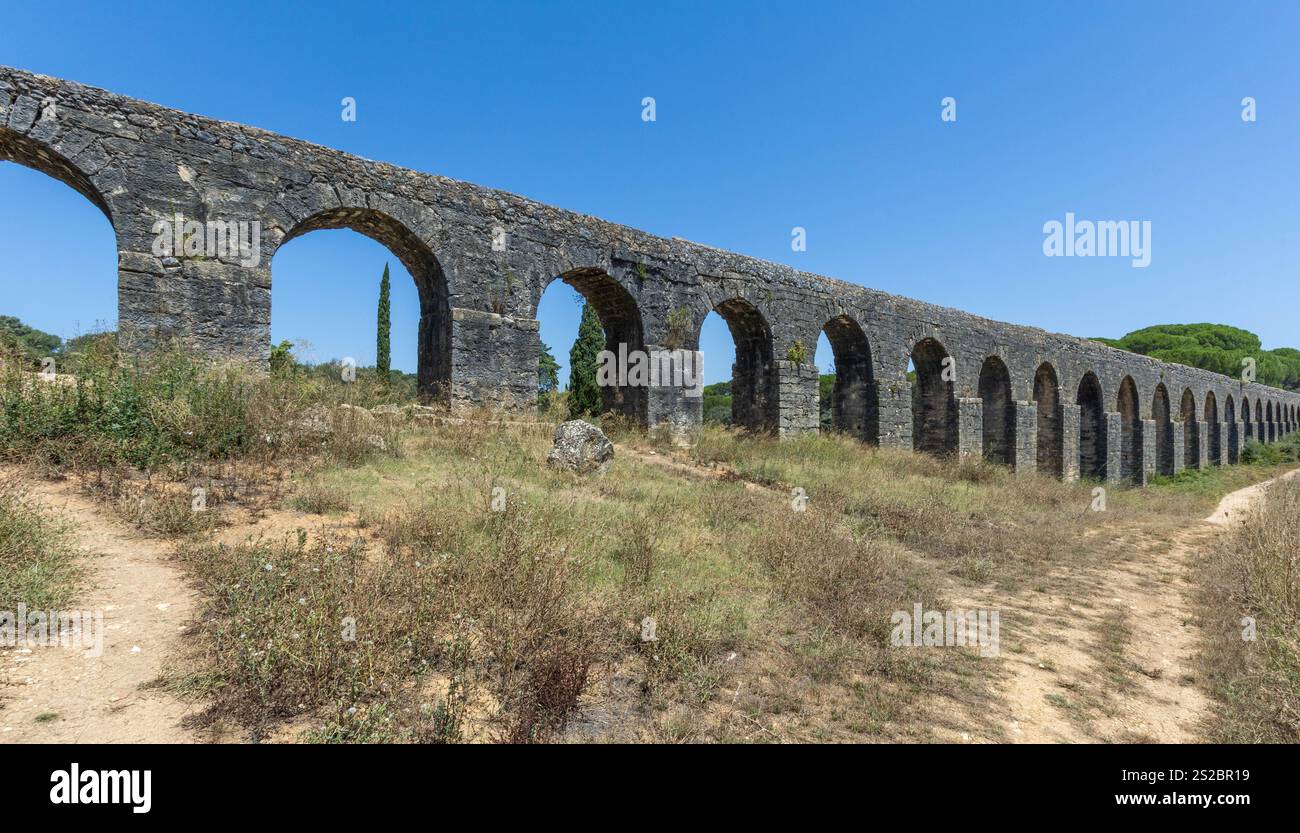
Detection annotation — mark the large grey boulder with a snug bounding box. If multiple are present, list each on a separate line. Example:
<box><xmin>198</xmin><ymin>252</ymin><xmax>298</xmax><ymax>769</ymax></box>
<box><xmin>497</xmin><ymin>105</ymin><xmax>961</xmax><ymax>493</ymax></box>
<box><xmin>547</xmin><ymin>420</ymin><xmax>614</xmax><ymax>474</ymax></box>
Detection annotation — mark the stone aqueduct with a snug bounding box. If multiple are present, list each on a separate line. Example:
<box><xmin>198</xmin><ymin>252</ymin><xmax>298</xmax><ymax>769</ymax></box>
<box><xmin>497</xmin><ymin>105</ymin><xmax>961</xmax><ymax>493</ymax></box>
<box><xmin>3</xmin><ymin>66</ymin><xmax>1298</xmax><ymax>484</ymax></box>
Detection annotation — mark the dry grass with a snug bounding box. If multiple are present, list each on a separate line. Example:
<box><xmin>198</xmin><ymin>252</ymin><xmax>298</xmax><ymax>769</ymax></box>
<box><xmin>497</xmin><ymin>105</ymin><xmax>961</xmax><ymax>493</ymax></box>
<box><xmin>0</xmin><ymin>477</ymin><xmax>81</xmax><ymax>611</ymax></box>
<box><xmin>148</xmin><ymin>417</ymin><xmax>1294</xmax><ymax>744</ymax></box>
<box><xmin>160</xmin><ymin>423</ymin><xmax>1006</xmax><ymax>742</ymax></box>
<box><xmin>681</xmin><ymin>426</ymin><xmax>1254</xmax><ymax>593</ymax></box>
<box><xmin>1197</xmin><ymin>476</ymin><xmax>1300</xmax><ymax>742</ymax></box>
<box><xmin>166</xmin><ymin>500</ymin><xmax>621</xmax><ymax>743</ymax></box>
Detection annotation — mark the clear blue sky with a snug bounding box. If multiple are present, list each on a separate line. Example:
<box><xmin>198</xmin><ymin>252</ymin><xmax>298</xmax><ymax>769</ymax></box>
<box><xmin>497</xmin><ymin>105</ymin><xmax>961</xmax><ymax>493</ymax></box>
<box><xmin>3</xmin><ymin>1</ymin><xmax>1298</xmax><ymax>385</ymax></box>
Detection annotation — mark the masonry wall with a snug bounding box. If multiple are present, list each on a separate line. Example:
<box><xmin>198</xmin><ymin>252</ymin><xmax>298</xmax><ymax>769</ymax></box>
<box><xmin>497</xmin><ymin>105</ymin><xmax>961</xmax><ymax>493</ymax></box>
<box><xmin>3</xmin><ymin>66</ymin><xmax>1298</xmax><ymax>484</ymax></box>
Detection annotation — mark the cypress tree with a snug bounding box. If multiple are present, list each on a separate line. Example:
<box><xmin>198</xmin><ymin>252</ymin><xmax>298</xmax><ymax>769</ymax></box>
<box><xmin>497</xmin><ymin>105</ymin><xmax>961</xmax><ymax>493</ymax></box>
<box><xmin>538</xmin><ymin>340</ymin><xmax>560</xmax><ymax>395</ymax></box>
<box><xmin>568</xmin><ymin>302</ymin><xmax>604</xmax><ymax>417</ymax></box>
<box><xmin>376</xmin><ymin>263</ymin><xmax>391</xmax><ymax>383</ymax></box>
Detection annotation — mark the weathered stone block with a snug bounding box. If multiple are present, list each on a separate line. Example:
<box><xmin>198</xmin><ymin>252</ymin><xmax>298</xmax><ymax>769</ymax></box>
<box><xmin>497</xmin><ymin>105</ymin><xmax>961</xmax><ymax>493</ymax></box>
<box><xmin>1141</xmin><ymin>418</ymin><xmax>1157</xmax><ymax>486</ymax></box>
<box><xmin>775</xmin><ymin>360</ymin><xmax>819</xmax><ymax>438</ymax></box>
<box><xmin>1106</xmin><ymin>413</ymin><xmax>1124</xmax><ymax>484</ymax></box>
<box><xmin>449</xmin><ymin>308</ymin><xmax>538</xmax><ymax>412</ymax></box>
<box><xmin>877</xmin><ymin>381</ymin><xmax>913</xmax><ymax>450</ymax></box>
<box><xmin>957</xmin><ymin>397</ymin><xmax>983</xmax><ymax>460</ymax></box>
<box><xmin>1061</xmin><ymin>403</ymin><xmax>1081</xmax><ymax>483</ymax></box>
<box><xmin>1014</xmin><ymin>401</ymin><xmax>1037</xmax><ymax>475</ymax></box>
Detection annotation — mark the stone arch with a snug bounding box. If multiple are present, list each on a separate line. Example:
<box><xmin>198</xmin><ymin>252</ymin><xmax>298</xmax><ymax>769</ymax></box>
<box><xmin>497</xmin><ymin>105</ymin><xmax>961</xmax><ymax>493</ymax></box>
<box><xmin>0</xmin><ymin>127</ymin><xmax>113</xmax><ymax>221</ymax></box>
<box><xmin>1033</xmin><ymin>362</ymin><xmax>1063</xmax><ymax>478</ymax></box>
<box><xmin>820</xmin><ymin>314</ymin><xmax>878</xmax><ymax>443</ymax></box>
<box><xmin>1204</xmin><ymin>390</ymin><xmax>1220</xmax><ymax>465</ymax></box>
<box><xmin>280</xmin><ymin>207</ymin><xmax>451</xmax><ymax>401</ymax></box>
<box><xmin>539</xmin><ymin>267</ymin><xmax>649</xmax><ymax>423</ymax></box>
<box><xmin>1</xmin><ymin>127</ymin><xmax>120</xmax><ymax>347</ymax></box>
<box><xmin>1225</xmin><ymin>395</ymin><xmax>1238</xmax><ymax>463</ymax></box>
<box><xmin>1077</xmin><ymin>372</ymin><xmax>1106</xmax><ymax>480</ymax></box>
<box><xmin>1241</xmin><ymin>395</ymin><xmax>1252</xmax><ymax>442</ymax></box>
<box><xmin>1180</xmin><ymin>388</ymin><xmax>1198</xmax><ymax>469</ymax></box>
<box><xmin>1153</xmin><ymin>383</ymin><xmax>1174</xmax><ymax>476</ymax></box>
<box><xmin>711</xmin><ymin>297</ymin><xmax>777</xmax><ymax>433</ymax></box>
<box><xmin>978</xmin><ymin>356</ymin><xmax>1015</xmax><ymax>465</ymax></box>
<box><xmin>910</xmin><ymin>337</ymin><xmax>958</xmax><ymax>457</ymax></box>
<box><xmin>1267</xmin><ymin>400</ymin><xmax>1275</xmax><ymax>440</ymax></box>
<box><xmin>1118</xmin><ymin>376</ymin><xmax>1142</xmax><ymax>483</ymax></box>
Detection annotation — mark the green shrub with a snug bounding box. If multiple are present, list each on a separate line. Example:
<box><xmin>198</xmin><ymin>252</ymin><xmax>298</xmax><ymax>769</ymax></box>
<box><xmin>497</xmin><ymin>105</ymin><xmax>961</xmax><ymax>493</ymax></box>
<box><xmin>0</xmin><ymin>339</ymin><xmax>406</xmax><ymax>474</ymax></box>
<box><xmin>1239</xmin><ymin>439</ymin><xmax>1293</xmax><ymax>465</ymax></box>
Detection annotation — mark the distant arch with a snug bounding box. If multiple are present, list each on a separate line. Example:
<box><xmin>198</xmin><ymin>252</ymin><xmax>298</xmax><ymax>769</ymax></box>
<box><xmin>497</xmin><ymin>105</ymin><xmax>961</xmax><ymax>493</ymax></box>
<box><xmin>1226</xmin><ymin>395</ymin><xmax>1238</xmax><ymax>463</ymax></box>
<box><xmin>281</xmin><ymin>207</ymin><xmax>451</xmax><ymax>401</ymax></box>
<box><xmin>820</xmin><ymin>314</ymin><xmax>878</xmax><ymax>443</ymax></box>
<box><xmin>978</xmin><ymin>356</ymin><xmax>1015</xmax><ymax>466</ymax></box>
<box><xmin>1242</xmin><ymin>396</ymin><xmax>1253</xmax><ymax>442</ymax></box>
<box><xmin>540</xmin><ymin>267</ymin><xmax>649</xmax><ymax>423</ymax></box>
<box><xmin>1152</xmin><ymin>383</ymin><xmax>1174</xmax><ymax>476</ymax></box>
<box><xmin>1117</xmin><ymin>377</ymin><xmax>1142</xmax><ymax>483</ymax></box>
<box><xmin>1033</xmin><ymin>363</ymin><xmax>1063</xmax><ymax>478</ymax></box>
<box><xmin>1077</xmin><ymin>372</ymin><xmax>1106</xmax><ymax>480</ymax></box>
<box><xmin>911</xmin><ymin>338</ymin><xmax>958</xmax><ymax>457</ymax></box>
<box><xmin>710</xmin><ymin>297</ymin><xmax>777</xmax><ymax>433</ymax></box>
<box><xmin>1180</xmin><ymin>388</ymin><xmax>1199</xmax><ymax>469</ymax></box>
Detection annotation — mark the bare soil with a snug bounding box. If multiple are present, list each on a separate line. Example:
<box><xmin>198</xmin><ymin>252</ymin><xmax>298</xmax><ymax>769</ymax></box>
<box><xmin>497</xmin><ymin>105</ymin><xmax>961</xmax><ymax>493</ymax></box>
<box><xmin>0</xmin><ymin>475</ymin><xmax>199</xmax><ymax>743</ymax></box>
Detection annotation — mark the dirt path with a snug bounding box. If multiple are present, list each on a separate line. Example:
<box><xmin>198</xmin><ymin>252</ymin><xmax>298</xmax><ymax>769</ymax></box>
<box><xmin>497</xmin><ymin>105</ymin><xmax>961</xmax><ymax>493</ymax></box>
<box><xmin>621</xmin><ymin>444</ymin><xmax>1292</xmax><ymax>743</ymax></box>
<box><xmin>0</xmin><ymin>478</ymin><xmax>198</xmax><ymax>743</ymax></box>
<box><xmin>957</xmin><ymin>469</ymin><xmax>1300</xmax><ymax>744</ymax></box>
<box><xmin>1206</xmin><ymin>468</ymin><xmax>1300</xmax><ymax>527</ymax></box>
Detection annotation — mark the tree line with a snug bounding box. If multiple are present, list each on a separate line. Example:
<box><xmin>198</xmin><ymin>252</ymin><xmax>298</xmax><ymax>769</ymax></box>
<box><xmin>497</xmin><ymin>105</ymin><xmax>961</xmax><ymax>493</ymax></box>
<box><xmin>1094</xmin><ymin>324</ymin><xmax>1300</xmax><ymax>392</ymax></box>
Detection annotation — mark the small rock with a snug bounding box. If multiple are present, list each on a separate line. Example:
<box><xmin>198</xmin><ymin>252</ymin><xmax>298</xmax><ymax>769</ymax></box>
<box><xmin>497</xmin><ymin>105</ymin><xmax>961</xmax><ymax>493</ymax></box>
<box><xmin>334</xmin><ymin>404</ymin><xmax>376</xmax><ymax>431</ymax></box>
<box><xmin>293</xmin><ymin>404</ymin><xmax>333</xmax><ymax>437</ymax></box>
<box><xmin>546</xmin><ymin>420</ymin><xmax>614</xmax><ymax>475</ymax></box>
<box><xmin>405</xmin><ymin>404</ymin><xmax>440</xmax><ymax>423</ymax></box>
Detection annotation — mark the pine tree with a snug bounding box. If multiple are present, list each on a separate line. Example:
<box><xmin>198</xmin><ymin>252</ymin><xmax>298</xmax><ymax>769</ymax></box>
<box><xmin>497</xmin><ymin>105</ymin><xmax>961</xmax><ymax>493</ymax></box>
<box><xmin>376</xmin><ymin>263</ymin><xmax>391</xmax><ymax>384</ymax></box>
<box><xmin>567</xmin><ymin>302</ymin><xmax>604</xmax><ymax>418</ymax></box>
